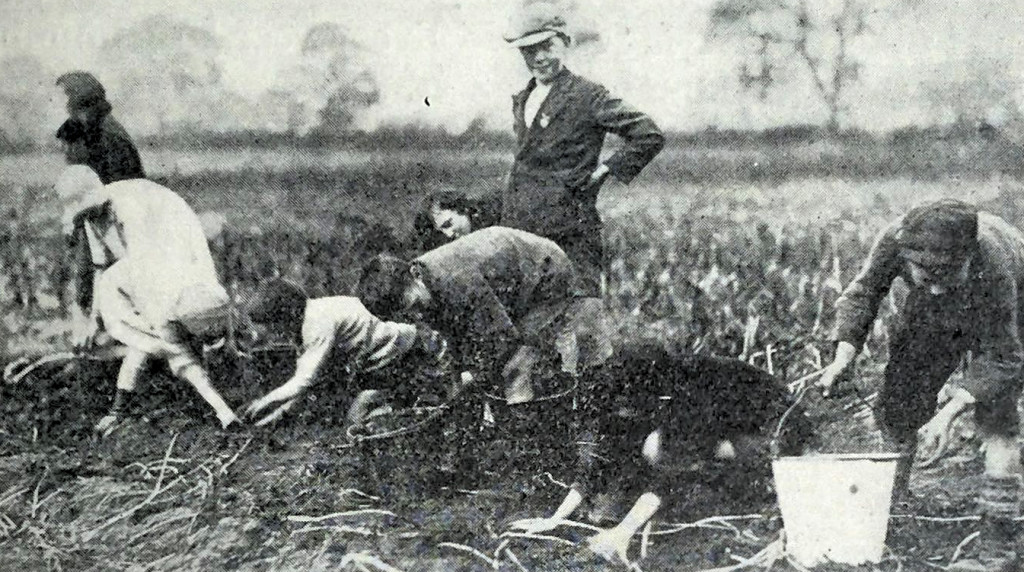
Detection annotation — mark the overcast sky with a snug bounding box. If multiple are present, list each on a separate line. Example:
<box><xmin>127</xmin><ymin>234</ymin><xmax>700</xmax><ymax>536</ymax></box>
<box><xmin>3</xmin><ymin>0</ymin><xmax>1023</xmax><ymax>133</ymax></box>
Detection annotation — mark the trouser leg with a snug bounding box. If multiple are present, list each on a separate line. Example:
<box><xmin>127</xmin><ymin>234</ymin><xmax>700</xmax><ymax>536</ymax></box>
<box><xmin>101</xmin><ymin>349</ymin><xmax>149</xmax><ymax>422</ymax></box>
<box><xmin>948</xmin><ymin>471</ymin><xmax>1021</xmax><ymax>571</ymax></box>
<box><xmin>978</xmin><ymin>473</ymin><xmax>1020</xmax><ymax>549</ymax></box>
<box><xmin>877</xmin><ymin>312</ymin><xmax>965</xmax><ymax>498</ymax></box>
<box><xmin>550</xmin><ymin>226</ymin><xmax>604</xmax><ymax>298</ymax></box>
<box><xmin>557</xmin><ymin>297</ymin><xmax>613</xmax><ymax>375</ymax></box>
<box><xmin>116</xmin><ymin>348</ymin><xmax>149</xmax><ymax>392</ymax></box>
<box><xmin>946</xmin><ymin>420</ymin><xmax>1024</xmax><ymax>570</ymax></box>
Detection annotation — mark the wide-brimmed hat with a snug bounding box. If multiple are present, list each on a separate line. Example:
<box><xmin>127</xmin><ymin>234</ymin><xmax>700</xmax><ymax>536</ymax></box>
<box><xmin>503</xmin><ymin>2</ymin><xmax>569</xmax><ymax>48</ymax></box>
<box><xmin>56</xmin><ymin>71</ymin><xmax>108</xmax><ymax>111</ymax></box>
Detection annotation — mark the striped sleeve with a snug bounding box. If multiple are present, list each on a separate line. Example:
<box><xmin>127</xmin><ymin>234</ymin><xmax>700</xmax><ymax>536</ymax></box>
<box><xmin>327</xmin><ymin>298</ymin><xmax>418</xmax><ymax>372</ymax></box>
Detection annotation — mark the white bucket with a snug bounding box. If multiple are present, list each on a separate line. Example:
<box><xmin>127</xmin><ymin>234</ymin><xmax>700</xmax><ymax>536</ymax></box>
<box><xmin>772</xmin><ymin>453</ymin><xmax>901</xmax><ymax>567</ymax></box>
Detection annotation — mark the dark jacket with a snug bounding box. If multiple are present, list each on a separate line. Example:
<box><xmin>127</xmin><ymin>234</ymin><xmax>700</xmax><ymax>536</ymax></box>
<box><xmin>58</xmin><ymin>114</ymin><xmax>145</xmax><ymax>184</ymax></box>
<box><xmin>503</xmin><ymin>69</ymin><xmax>664</xmax><ymax>236</ymax></box>
<box><xmin>834</xmin><ymin>212</ymin><xmax>1024</xmax><ymax>403</ymax></box>
<box><xmin>574</xmin><ymin>344</ymin><xmax>810</xmax><ymax>495</ymax></box>
<box><xmin>414</xmin><ymin>227</ymin><xmax>576</xmax><ymax>364</ymax></box>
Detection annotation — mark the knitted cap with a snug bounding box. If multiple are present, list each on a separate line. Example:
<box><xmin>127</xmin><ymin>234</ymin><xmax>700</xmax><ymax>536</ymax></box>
<box><xmin>898</xmin><ymin>199</ymin><xmax>979</xmax><ymax>264</ymax></box>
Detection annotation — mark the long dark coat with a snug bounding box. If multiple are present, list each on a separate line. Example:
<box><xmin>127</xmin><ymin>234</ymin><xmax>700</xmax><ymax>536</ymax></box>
<box><xmin>503</xmin><ymin>69</ymin><xmax>664</xmax><ymax>294</ymax></box>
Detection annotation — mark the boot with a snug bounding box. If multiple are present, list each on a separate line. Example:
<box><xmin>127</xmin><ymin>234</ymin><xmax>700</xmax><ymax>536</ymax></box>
<box><xmin>95</xmin><ymin>389</ymin><xmax>138</xmax><ymax>436</ymax></box>
<box><xmin>891</xmin><ymin>446</ymin><xmax>916</xmax><ymax>510</ymax></box>
<box><xmin>884</xmin><ymin>434</ymin><xmax>917</xmax><ymax>511</ymax></box>
<box><xmin>948</xmin><ymin>476</ymin><xmax>1021</xmax><ymax>572</ymax></box>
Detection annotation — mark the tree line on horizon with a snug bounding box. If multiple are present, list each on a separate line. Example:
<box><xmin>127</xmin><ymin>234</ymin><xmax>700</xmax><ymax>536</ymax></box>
<box><xmin>1</xmin><ymin>0</ymin><xmax>1022</xmax><ymax>154</ymax></box>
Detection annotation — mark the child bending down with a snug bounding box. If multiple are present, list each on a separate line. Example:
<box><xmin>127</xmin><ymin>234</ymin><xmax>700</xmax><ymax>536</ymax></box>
<box><xmin>358</xmin><ymin>226</ymin><xmax>611</xmax><ymax>405</ymax></box>
<box><xmin>242</xmin><ymin>278</ymin><xmax>450</xmax><ymax>426</ymax></box>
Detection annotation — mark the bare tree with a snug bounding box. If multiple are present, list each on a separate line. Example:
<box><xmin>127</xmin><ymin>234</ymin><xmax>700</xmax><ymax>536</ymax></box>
<box><xmin>708</xmin><ymin>0</ymin><xmax>870</xmax><ymax>134</ymax></box>
<box><xmin>921</xmin><ymin>52</ymin><xmax>1022</xmax><ymax>131</ymax></box>
<box><xmin>272</xmin><ymin>23</ymin><xmax>380</xmax><ymax>135</ymax></box>
<box><xmin>99</xmin><ymin>15</ymin><xmax>248</xmax><ymax>135</ymax></box>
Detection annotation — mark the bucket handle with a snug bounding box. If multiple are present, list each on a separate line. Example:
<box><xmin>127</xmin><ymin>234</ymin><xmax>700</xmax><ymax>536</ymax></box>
<box><xmin>770</xmin><ymin>369</ymin><xmax>825</xmax><ymax>458</ymax></box>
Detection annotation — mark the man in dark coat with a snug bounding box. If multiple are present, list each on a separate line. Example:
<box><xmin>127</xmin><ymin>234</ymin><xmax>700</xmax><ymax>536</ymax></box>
<box><xmin>502</xmin><ymin>3</ymin><xmax>664</xmax><ymax>296</ymax></box>
<box><xmin>819</xmin><ymin>200</ymin><xmax>1024</xmax><ymax>571</ymax></box>
<box><xmin>358</xmin><ymin>226</ymin><xmax>608</xmax><ymax>404</ymax></box>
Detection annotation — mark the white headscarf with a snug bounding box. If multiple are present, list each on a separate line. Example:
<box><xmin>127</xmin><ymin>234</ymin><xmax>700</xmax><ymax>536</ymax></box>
<box><xmin>54</xmin><ymin>165</ymin><xmax>105</xmax><ymax>236</ymax></box>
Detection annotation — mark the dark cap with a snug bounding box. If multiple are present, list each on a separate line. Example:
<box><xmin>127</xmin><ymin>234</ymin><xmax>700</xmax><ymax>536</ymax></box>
<box><xmin>503</xmin><ymin>2</ymin><xmax>569</xmax><ymax>48</ymax></box>
<box><xmin>357</xmin><ymin>254</ymin><xmax>413</xmax><ymax>319</ymax></box>
<box><xmin>897</xmin><ymin>199</ymin><xmax>979</xmax><ymax>263</ymax></box>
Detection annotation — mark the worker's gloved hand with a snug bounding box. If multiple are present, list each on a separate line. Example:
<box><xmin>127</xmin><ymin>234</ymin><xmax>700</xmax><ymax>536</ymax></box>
<box><xmin>502</xmin><ymin>345</ymin><xmax>540</xmax><ymax>405</ymax></box>
<box><xmin>816</xmin><ymin>342</ymin><xmax>857</xmax><ymax>398</ymax></box>
<box><xmin>245</xmin><ymin>394</ymin><xmax>298</xmax><ymax>427</ymax></box>
<box><xmin>916</xmin><ymin>389</ymin><xmax>974</xmax><ymax>468</ymax></box>
<box><xmin>816</xmin><ymin>359</ymin><xmax>856</xmax><ymax>398</ymax></box>
<box><xmin>346</xmin><ymin>390</ymin><xmax>387</xmax><ymax>428</ymax></box>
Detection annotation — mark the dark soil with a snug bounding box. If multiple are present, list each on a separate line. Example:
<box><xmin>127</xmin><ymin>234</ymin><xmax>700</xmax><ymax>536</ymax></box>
<box><xmin>0</xmin><ymin>350</ymin><xmax>993</xmax><ymax>572</ymax></box>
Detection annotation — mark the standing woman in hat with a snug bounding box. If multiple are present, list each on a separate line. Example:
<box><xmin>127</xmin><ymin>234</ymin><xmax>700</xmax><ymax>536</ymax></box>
<box><xmin>55</xmin><ymin>71</ymin><xmax>146</xmax><ymax>320</ymax></box>
<box><xmin>818</xmin><ymin>199</ymin><xmax>1024</xmax><ymax>571</ymax></box>
<box><xmin>501</xmin><ymin>3</ymin><xmax>664</xmax><ymax>297</ymax></box>
<box><xmin>55</xmin><ymin>71</ymin><xmax>144</xmax><ymax>185</ymax></box>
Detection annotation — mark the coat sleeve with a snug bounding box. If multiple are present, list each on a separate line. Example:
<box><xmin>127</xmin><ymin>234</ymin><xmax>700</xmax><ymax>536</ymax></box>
<box><xmin>270</xmin><ymin>310</ymin><xmax>339</xmax><ymax>397</ymax></box>
<box><xmin>69</xmin><ymin>226</ymin><xmax>95</xmax><ymax>312</ymax></box>
<box><xmin>432</xmin><ymin>267</ymin><xmax>520</xmax><ymax>342</ymax></box>
<box><xmin>332</xmin><ymin>300</ymin><xmax>419</xmax><ymax>373</ymax></box>
<box><xmin>280</xmin><ymin>336</ymin><xmax>333</xmax><ymax>395</ymax></box>
<box><xmin>465</xmin><ymin>276</ymin><xmax>520</xmax><ymax>342</ymax></box>
<box><xmin>833</xmin><ymin>220</ymin><xmax>903</xmax><ymax>349</ymax></box>
<box><xmin>591</xmin><ymin>87</ymin><xmax>665</xmax><ymax>184</ymax></box>
<box><xmin>251</xmin><ymin>337</ymin><xmax>332</xmax><ymax>407</ymax></box>
<box><xmin>955</xmin><ymin>252</ymin><xmax>1024</xmax><ymax>403</ymax></box>
<box><xmin>67</xmin><ymin>201</ymin><xmax>115</xmax><ymax>313</ymax></box>
<box><xmin>429</xmin><ymin>268</ymin><xmax>522</xmax><ymax>376</ymax></box>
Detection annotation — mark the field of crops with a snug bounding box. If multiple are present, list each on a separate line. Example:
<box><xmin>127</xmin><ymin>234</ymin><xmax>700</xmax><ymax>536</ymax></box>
<box><xmin>1</xmin><ymin>146</ymin><xmax>1022</xmax><ymax>570</ymax></box>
